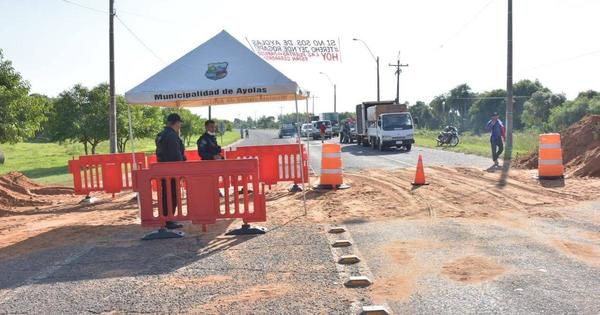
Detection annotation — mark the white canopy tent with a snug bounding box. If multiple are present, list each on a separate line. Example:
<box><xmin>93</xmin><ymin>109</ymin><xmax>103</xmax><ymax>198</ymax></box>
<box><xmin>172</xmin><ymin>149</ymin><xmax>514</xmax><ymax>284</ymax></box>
<box><xmin>125</xmin><ymin>30</ymin><xmax>306</xmax><ymax>107</ymax></box>
<box><xmin>124</xmin><ymin>30</ymin><xmax>309</xmax><ymax>214</ymax></box>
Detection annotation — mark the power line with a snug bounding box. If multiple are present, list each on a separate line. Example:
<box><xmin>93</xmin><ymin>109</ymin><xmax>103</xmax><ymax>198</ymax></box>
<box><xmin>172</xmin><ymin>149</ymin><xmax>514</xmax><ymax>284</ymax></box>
<box><xmin>60</xmin><ymin>0</ymin><xmax>193</xmax><ymax>26</ymax></box>
<box><xmin>115</xmin><ymin>15</ymin><xmax>165</xmax><ymax>64</ymax></box>
<box><xmin>61</xmin><ymin>0</ymin><xmax>106</xmax><ymax>14</ymax></box>
<box><xmin>524</xmin><ymin>48</ymin><xmax>600</xmax><ymax>72</ymax></box>
<box><xmin>439</xmin><ymin>0</ymin><xmax>496</xmax><ymax>49</ymax></box>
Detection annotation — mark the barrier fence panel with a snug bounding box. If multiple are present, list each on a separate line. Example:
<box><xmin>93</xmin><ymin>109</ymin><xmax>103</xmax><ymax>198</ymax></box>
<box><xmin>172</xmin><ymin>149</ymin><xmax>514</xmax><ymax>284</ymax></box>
<box><xmin>132</xmin><ymin>159</ymin><xmax>266</xmax><ymax>228</ymax></box>
<box><xmin>69</xmin><ymin>152</ymin><xmax>146</xmax><ymax>195</ymax></box>
<box><xmin>225</xmin><ymin>144</ymin><xmax>308</xmax><ymax>186</ymax></box>
<box><xmin>147</xmin><ymin>150</ymin><xmax>200</xmax><ymax>166</ymax></box>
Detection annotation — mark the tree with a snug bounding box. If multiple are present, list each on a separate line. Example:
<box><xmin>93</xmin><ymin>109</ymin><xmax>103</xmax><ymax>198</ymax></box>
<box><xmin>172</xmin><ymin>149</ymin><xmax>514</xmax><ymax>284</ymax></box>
<box><xmin>0</xmin><ymin>49</ymin><xmax>49</xmax><ymax>144</ymax></box>
<box><xmin>429</xmin><ymin>95</ymin><xmax>449</xmax><ymax>127</ymax></box>
<box><xmin>409</xmin><ymin>101</ymin><xmax>436</xmax><ymax>129</ymax></box>
<box><xmin>446</xmin><ymin>84</ymin><xmax>475</xmax><ymax>130</ymax></box>
<box><xmin>116</xmin><ymin>99</ymin><xmax>163</xmax><ymax>153</ymax></box>
<box><xmin>48</xmin><ymin>83</ymin><xmax>109</xmax><ymax>154</ymax></box>
<box><xmin>468</xmin><ymin>89</ymin><xmax>506</xmax><ymax>134</ymax></box>
<box><xmin>257</xmin><ymin>115</ymin><xmax>277</xmax><ymax>129</ymax></box>
<box><xmin>521</xmin><ymin>91</ymin><xmax>566</xmax><ymax>130</ymax></box>
<box><xmin>548</xmin><ymin>90</ymin><xmax>600</xmax><ymax>130</ymax></box>
<box><xmin>161</xmin><ymin>108</ymin><xmax>204</xmax><ymax>146</ymax></box>
<box><xmin>512</xmin><ymin>79</ymin><xmax>549</xmax><ymax>129</ymax></box>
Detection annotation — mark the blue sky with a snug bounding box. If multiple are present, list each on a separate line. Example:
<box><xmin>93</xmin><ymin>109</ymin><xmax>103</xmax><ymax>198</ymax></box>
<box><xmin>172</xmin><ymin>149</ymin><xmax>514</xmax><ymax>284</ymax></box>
<box><xmin>1</xmin><ymin>0</ymin><xmax>598</xmax><ymax>120</ymax></box>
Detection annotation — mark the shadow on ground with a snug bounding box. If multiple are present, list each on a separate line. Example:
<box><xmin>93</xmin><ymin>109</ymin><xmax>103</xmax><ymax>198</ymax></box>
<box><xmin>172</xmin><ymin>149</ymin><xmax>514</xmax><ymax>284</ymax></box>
<box><xmin>20</xmin><ymin>166</ymin><xmax>69</xmax><ymax>180</ymax></box>
<box><xmin>341</xmin><ymin>143</ymin><xmax>411</xmax><ymax>156</ymax></box>
<box><xmin>0</xmin><ymin>219</ymin><xmax>255</xmax><ymax>290</ymax></box>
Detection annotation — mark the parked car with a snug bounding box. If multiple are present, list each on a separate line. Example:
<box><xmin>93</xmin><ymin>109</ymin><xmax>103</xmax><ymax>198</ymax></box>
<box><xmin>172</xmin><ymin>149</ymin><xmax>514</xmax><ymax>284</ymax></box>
<box><xmin>311</xmin><ymin>120</ymin><xmax>333</xmax><ymax>140</ymax></box>
<box><xmin>300</xmin><ymin>123</ymin><xmax>313</xmax><ymax>137</ymax></box>
<box><xmin>278</xmin><ymin>124</ymin><xmax>297</xmax><ymax>138</ymax></box>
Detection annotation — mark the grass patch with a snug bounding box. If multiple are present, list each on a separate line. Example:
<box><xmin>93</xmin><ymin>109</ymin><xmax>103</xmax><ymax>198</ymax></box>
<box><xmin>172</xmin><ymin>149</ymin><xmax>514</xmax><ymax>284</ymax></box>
<box><xmin>414</xmin><ymin>129</ymin><xmax>538</xmax><ymax>158</ymax></box>
<box><xmin>0</xmin><ymin>131</ymin><xmax>240</xmax><ymax>186</ymax></box>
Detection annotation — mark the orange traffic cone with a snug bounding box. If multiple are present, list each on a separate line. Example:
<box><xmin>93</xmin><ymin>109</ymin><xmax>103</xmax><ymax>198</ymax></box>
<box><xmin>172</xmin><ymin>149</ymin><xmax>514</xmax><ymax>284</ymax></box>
<box><xmin>412</xmin><ymin>154</ymin><xmax>429</xmax><ymax>185</ymax></box>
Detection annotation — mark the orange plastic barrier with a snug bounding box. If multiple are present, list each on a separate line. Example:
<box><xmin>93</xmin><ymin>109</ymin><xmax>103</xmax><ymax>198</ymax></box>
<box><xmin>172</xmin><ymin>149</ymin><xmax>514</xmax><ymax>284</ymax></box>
<box><xmin>319</xmin><ymin>143</ymin><xmax>343</xmax><ymax>186</ymax></box>
<box><xmin>147</xmin><ymin>150</ymin><xmax>201</xmax><ymax>166</ymax></box>
<box><xmin>69</xmin><ymin>152</ymin><xmax>146</xmax><ymax>195</ymax></box>
<box><xmin>132</xmin><ymin>159</ymin><xmax>266</xmax><ymax>228</ymax></box>
<box><xmin>224</xmin><ymin>144</ymin><xmax>308</xmax><ymax>186</ymax></box>
<box><xmin>102</xmin><ymin>163</ymin><xmax>123</xmax><ymax>196</ymax></box>
<box><xmin>538</xmin><ymin>133</ymin><xmax>564</xmax><ymax>178</ymax></box>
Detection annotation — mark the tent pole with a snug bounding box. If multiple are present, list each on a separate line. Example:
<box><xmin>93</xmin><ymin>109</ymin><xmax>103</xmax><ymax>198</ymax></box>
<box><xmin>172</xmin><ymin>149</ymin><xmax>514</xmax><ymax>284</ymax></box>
<box><xmin>295</xmin><ymin>93</ymin><xmax>307</xmax><ymax>216</ymax></box>
<box><xmin>127</xmin><ymin>104</ymin><xmax>137</xmax><ymax>169</ymax></box>
<box><xmin>305</xmin><ymin>93</ymin><xmax>311</xmax><ymax>183</ymax></box>
<box><xmin>127</xmin><ymin>104</ymin><xmax>141</xmax><ymax>214</ymax></box>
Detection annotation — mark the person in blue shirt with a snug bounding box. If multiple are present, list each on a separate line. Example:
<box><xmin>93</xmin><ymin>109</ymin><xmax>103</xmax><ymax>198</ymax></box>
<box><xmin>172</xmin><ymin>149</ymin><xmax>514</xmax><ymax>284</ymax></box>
<box><xmin>485</xmin><ymin>112</ymin><xmax>506</xmax><ymax>166</ymax></box>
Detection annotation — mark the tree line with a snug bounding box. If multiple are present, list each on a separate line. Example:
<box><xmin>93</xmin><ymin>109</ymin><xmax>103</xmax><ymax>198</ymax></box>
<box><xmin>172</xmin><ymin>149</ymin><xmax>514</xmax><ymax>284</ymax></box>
<box><xmin>0</xmin><ymin>50</ymin><xmax>232</xmax><ymax>155</ymax></box>
<box><xmin>408</xmin><ymin>81</ymin><xmax>600</xmax><ymax>133</ymax></box>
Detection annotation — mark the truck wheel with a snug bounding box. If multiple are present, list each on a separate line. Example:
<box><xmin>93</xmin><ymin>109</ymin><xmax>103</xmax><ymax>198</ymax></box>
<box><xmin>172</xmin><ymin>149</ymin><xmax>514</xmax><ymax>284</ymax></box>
<box><xmin>405</xmin><ymin>144</ymin><xmax>412</xmax><ymax>152</ymax></box>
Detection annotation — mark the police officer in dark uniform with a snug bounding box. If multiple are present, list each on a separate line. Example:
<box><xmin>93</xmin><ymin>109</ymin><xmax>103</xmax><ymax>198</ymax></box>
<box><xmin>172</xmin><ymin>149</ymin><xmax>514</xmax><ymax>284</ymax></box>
<box><xmin>197</xmin><ymin>120</ymin><xmax>223</xmax><ymax>160</ymax></box>
<box><xmin>155</xmin><ymin>113</ymin><xmax>186</xmax><ymax>229</ymax></box>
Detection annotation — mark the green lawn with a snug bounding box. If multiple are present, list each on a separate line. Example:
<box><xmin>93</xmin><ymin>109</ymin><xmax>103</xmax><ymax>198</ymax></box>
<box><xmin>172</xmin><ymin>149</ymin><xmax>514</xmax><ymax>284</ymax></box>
<box><xmin>414</xmin><ymin>129</ymin><xmax>538</xmax><ymax>159</ymax></box>
<box><xmin>0</xmin><ymin>131</ymin><xmax>240</xmax><ymax>186</ymax></box>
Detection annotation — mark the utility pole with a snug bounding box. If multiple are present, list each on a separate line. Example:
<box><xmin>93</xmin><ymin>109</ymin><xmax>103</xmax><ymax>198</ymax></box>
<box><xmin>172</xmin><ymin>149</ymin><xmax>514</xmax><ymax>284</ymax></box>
<box><xmin>376</xmin><ymin>56</ymin><xmax>380</xmax><ymax>101</ymax></box>
<box><xmin>353</xmin><ymin>38</ymin><xmax>380</xmax><ymax>101</ymax></box>
<box><xmin>108</xmin><ymin>0</ymin><xmax>117</xmax><ymax>153</ymax></box>
<box><xmin>388</xmin><ymin>52</ymin><xmax>408</xmax><ymax>104</ymax></box>
<box><xmin>504</xmin><ymin>0</ymin><xmax>513</xmax><ymax>163</ymax></box>
<box><xmin>279</xmin><ymin>105</ymin><xmax>284</xmax><ymax>123</ymax></box>
<box><xmin>333</xmin><ymin>84</ymin><xmax>337</xmax><ymax>113</ymax></box>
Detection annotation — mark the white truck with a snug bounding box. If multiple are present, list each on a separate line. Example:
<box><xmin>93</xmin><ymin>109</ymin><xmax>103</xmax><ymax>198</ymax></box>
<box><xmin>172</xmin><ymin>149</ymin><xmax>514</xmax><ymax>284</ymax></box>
<box><xmin>355</xmin><ymin>101</ymin><xmax>415</xmax><ymax>151</ymax></box>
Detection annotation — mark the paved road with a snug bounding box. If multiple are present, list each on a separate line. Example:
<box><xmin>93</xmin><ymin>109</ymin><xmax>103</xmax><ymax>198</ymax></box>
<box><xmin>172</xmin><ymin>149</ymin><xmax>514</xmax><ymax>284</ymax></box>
<box><xmin>234</xmin><ymin>129</ymin><xmax>491</xmax><ymax>173</ymax></box>
<box><xmin>346</xmin><ymin>206</ymin><xmax>600</xmax><ymax>314</ymax></box>
<box><xmin>237</xmin><ymin>129</ymin><xmax>600</xmax><ymax>314</ymax></box>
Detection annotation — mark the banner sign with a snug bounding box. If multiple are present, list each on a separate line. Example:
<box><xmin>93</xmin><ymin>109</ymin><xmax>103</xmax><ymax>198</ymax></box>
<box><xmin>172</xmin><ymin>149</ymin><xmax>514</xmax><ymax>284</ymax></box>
<box><xmin>249</xmin><ymin>39</ymin><xmax>341</xmax><ymax>63</ymax></box>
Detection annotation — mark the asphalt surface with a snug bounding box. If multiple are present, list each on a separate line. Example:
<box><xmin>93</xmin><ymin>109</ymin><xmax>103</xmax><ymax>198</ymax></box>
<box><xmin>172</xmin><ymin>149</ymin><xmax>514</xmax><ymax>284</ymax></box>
<box><xmin>235</xmin><ymin>129</ymin><xmax>492</xmax><ymax>174</ymax></box>
<box><xmin>239</xmin><ymin>130</ymin><xmax>600</xmax><ymax>314</ymax></box>
<box><xmin>0</xmin><ymin>221</ymin><xmax>352</xmax><ymax>314</ymax></box>
<box><xmin>346</xmin><ymin>205</ymin><xmax>600</xmax><ymax>314</ymax></box>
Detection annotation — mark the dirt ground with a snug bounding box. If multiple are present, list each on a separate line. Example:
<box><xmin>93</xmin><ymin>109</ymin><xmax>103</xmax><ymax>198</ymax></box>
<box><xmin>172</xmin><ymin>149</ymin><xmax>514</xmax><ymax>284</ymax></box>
<box><xmin>2</xmin><ymin>166</ymin><xmax>600</xmax><ymax>260</ymax></box>
<box><xmin>267</xmin><ymin>166</ymin><xmax>600</xmax><ymax>225</ymax></box>
<box><xmin>1</xmin><ymin>167</ymin><xmax>599</xmax><ymax>312</ymax></box>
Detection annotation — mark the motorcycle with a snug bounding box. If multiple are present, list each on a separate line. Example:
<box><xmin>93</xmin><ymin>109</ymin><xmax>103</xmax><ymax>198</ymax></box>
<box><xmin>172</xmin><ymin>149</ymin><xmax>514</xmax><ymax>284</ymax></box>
<box><xmin>436</xmin><ymin>126</ymin><xmax>460</xmax><ymax>147</ymax></box>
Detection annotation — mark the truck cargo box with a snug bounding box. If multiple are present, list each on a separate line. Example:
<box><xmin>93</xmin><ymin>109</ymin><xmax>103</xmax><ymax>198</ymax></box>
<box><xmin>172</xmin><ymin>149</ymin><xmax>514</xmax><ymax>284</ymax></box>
<box><xmin>366</xmin><ymin>104</ymin><xmax>408</xmax><ymax>122</ymax></box>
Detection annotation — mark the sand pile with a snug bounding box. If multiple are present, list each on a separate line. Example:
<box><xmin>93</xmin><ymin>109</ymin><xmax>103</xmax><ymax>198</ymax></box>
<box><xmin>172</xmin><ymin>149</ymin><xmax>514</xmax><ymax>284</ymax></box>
<box><xmin>0</xmin><ymin>172</ymin><xmax>73</xmax><ymax>210</ymax></box>
<box><xmin>516</xmin><ymin>115</ymin><xmax>600</xmax><ymax>177</ymax></box>
<box><xmin>265</xmin><ymin>167</ymin><xmax>600</xmax><ymax>224</ymax></box>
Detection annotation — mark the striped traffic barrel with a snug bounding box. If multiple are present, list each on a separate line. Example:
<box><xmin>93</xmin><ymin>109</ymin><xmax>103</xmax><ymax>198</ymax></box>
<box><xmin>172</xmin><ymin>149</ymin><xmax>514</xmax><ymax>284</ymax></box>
<box><xmin>320</xmin><ymin>143</ymin><xmax>343</xmax><ymax>186</ymax></box>
<box><xmin>538</xmin><ymin>133</ymin><xmax>564</xmax><ymax>178</ymax></box>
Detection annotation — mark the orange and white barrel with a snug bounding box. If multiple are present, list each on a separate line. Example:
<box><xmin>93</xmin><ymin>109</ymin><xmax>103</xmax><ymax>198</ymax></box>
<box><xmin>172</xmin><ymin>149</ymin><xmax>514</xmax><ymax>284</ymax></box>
<box><xmin>320</xmin><ymin>143</ymin><xmax>343</xmax><ymax>186</ymax></box>
<box><xmin>538</xmin><ymin>133</ymin><xmax>564</xmax><ymax>178</ymax></box>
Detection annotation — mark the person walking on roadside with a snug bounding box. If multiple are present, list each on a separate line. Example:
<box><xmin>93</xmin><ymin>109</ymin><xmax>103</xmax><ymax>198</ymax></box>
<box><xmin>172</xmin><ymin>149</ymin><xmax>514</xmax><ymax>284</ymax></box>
<box><xmin>486</xmin><ymin>112</ymin><xmax>506</xmax><ymax>167</ymax></box>
<box><xmin>197</xmin><ymin>120</ymin><xmax>223</xmax><ymax>160</ymax></box>
<box><xmin>155</xmin><ymin>113</ymin><xmax>186</xmax><ymax>229</ymax></box>
<box><xmin>319</xmin><ymin>123</ymin><xmax>326</xmax><ymax>143</ymax></box>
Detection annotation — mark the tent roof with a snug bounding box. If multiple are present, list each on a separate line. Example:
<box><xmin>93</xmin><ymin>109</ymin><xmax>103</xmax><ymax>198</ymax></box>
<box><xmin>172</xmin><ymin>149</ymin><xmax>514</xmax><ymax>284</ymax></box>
<box><xmin>125</xmin><ymin>30</ymin><xmax>306</xmax><ymax>107</ymax></box>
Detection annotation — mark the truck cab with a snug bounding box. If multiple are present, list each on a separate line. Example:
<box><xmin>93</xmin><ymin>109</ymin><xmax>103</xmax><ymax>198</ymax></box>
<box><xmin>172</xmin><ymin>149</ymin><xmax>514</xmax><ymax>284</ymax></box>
<box><xmin>368</xmin><ymin>112</ymin><xmax>415</xmax><ymax>151</ymax></box>
<box><xmin>355</xmin><ymin>101</ymin><xmax>415</xmax><ymax>151</ymax></box>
